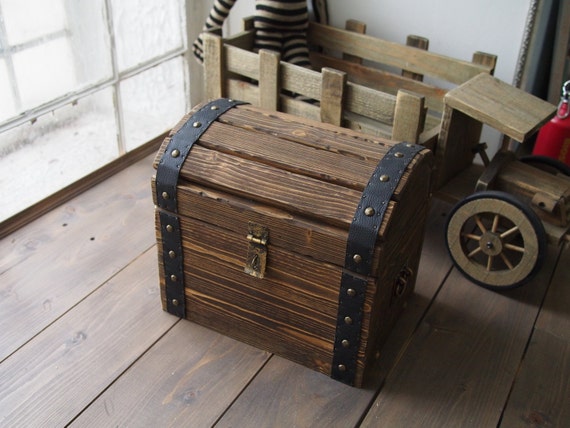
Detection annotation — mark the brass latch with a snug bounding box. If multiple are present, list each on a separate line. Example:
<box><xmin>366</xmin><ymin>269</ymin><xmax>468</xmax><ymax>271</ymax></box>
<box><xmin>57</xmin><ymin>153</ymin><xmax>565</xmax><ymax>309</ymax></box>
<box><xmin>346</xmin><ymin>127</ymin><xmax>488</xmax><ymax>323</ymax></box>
<box><xmin>245</xmin><ymin>222</ymin><xmax>269</xmax><ymax>278</ymax></box>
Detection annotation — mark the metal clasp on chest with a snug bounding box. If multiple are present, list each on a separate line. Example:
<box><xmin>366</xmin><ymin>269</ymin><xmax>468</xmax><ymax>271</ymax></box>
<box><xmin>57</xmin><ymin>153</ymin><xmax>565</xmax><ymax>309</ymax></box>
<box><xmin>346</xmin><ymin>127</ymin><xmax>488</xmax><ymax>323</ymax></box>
<box><xmin>245</xmin><ymin>222</ymin><xmax>269</xmax><ymax>279</ymax></box>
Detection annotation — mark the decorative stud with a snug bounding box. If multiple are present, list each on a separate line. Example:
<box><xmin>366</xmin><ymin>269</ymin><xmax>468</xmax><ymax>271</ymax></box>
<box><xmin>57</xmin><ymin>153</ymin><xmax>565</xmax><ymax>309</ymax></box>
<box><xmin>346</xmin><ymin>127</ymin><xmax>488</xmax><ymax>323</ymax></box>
<box><xmin>172</xmin><ymin>299</ymin><xmax>179</xmax><ymax>306</ymax></box>
<box><xmin>344</xmin><ymin>316</ymin><xmax>353</xmax><ymax>325</ymax></box>
<box><xmin>379</xmin><ymin>174</ymin><xmax>390</xmax><ymax>182</ymax></box>
<box><xmin>353</xmin><ymin>254</ymin><xmax>363</xmax><ymax>264</ymax></box>
<box><xmin>170</xmin><ymin>274</ymin><xmax>178</xmax><ymax>282</ymax></box>
<box><xmin>211</xmin><ymin>105</ymin><xmax>219</xmax><ymax>110</ymax></box>
<box><xmin>162</xmin><ymin>191</ymin><xmax>170</xmax><ymax>200</ymax></box>
<box><xmin>193</xmin><ymin>121</ymin><xmax>202</xmax><ymax>128</ymax></box>
<box><xmin>171</xmin><ymin>149</ymin><xmax>180</xmax><ymax>158</ymax></box>
<box><xmin>364</xmin><ymin>207</ymin><xmax>375</xmax><ymax>216</ymax></box>
<box><xmin>168</xmin><ymin>250</ymin><xmax>176</xmax><ymax>259</ymax></box>
<box><xmin>395</xmin><ymin>152</ymin><xmax>404</xmax><ymax>158</ymax></box>
<box><xmin>341</xmin><ymin>339</ymin><xmax>350</xmax><ymax>348</ymax></box>
<box><xmin>337</xmin><ymin>364</ymin><xmax>347</xmax><ymax>372</ymax></box>
<box><xmin>347</xmin><ymin>288</ymin><xmax>356</xmax><ymax>297</ymax></box>
<box><xmin>166</xmin><ymin>224</ymin><xmax>174</xmax><ymax>233</ymax></box>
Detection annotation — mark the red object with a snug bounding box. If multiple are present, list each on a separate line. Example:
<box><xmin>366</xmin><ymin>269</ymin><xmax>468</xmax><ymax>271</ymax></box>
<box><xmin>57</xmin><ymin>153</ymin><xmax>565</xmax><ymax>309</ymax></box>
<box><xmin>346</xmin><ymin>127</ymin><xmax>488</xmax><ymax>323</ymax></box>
<box><xmin>533</xmin><ymin>81</ymin><xmax>570</xmax><ymax>166</ymax></box>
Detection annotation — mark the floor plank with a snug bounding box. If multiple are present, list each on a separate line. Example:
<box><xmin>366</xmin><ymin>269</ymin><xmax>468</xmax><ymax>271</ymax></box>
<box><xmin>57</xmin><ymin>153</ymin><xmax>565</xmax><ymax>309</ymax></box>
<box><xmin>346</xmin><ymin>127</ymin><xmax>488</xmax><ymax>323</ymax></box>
<box><xmin>1</xmin><ymin>151</ymin><xmax>569</xmax><ymax>428</ymax></box>
<box><xmin>0</xmin><ymin>248</ymin><xmax>176</xmax><ymax>427</ymax></box>
<box><xmin>214</xmin><ymin>199</ymin><xmax>454</xmax><ymax>427</ymax></box>
<box><xmin>500</xmin><ymin>245</ymin><xmax>570</xmax><ymax>427</ymax></box>
<box><xmin>360</xmin><ymin>243</ymin><xmax>560</xmax><ymax>427</ymax></box>
<box><xmin>0</xmin><ymin>155</ymin><xmax>156</xmax><ymax>362</ymax></box>
<box><xmin>70</xmin><ymin>321</ymin><xmax>271</xmax><ymax>427</ymax></box>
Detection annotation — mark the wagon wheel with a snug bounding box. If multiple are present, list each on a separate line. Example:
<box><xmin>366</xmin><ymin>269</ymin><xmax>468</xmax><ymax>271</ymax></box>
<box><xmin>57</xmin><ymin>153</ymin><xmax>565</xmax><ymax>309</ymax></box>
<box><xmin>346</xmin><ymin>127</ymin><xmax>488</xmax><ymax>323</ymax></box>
<box><xmin>519</xmin><ymin>155</ymin><xmax>570</xmax><ymax>176</ymax></box>
<box><xmin>445</xmin><ymin>190</ymin><xmax>547</xmax><ymax>290</ymax></box>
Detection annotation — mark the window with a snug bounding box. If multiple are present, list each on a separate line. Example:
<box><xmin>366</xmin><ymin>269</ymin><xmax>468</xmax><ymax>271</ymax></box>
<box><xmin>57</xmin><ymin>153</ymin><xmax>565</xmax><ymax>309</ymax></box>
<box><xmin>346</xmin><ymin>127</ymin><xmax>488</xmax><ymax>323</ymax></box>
<box><xmin>0</xmin><ymin>0</ymin><xmax>188</xmax><ymax>222</ymax></box>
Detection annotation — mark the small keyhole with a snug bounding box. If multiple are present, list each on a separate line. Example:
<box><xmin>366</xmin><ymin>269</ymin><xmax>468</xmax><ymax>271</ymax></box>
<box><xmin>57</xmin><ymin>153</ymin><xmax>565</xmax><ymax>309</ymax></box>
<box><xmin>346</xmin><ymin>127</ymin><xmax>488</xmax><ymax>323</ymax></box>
<box><xmin>252</xmin><ymin>254</ymin><xmax>260</xmax><ymax>271</ymax></box>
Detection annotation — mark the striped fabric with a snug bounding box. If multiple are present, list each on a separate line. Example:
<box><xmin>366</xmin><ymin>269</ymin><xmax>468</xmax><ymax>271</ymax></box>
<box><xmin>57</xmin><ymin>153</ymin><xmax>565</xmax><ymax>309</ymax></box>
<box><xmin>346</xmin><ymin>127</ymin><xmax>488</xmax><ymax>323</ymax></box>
<box><xmin>193</xmin><ymin>0</ymin><xmax>323</xmax><ymax>67</ymax></box>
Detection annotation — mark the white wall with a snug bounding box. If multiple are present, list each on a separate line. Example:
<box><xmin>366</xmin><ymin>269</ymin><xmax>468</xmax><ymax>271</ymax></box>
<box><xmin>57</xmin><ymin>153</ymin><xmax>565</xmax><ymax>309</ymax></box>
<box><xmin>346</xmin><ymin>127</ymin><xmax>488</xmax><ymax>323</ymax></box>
<box><xmin>223</xmin><ymin>0</ymin><xmax>534</xmax><ymax>155</ymax></box>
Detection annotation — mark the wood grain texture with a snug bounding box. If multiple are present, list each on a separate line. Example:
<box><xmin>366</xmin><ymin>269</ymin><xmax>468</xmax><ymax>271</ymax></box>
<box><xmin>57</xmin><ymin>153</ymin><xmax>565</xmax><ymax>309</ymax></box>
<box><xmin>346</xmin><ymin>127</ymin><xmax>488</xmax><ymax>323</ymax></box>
<box><xmin>393</xmin><ymin>90</ymin><xmax>426</xmax><ymax>143</ymax></box>
<box><xmin>307</xmin><ymin>22</ymin><xmax>492</xmax><ymax>85</ymax></box>
<box><xmin>203</xmin><ymin>32</ymin><xmax>224</xmax><ymax>100</ymax></box>
<box><xmin>320</xmin><ymin>67</ymin><xmax>346</xmax><ymax>126</ymax></box>
<box><xmin>70</xmin><ymin>321</ymin><xmax>270</xmax><ymax>427</ymax></box>
<box><xmin>259</xmin><ymin>49</ymin><xmax>280</xmax><ymax>111</ymax></box>
<box><xmin>360</xmin><ymin>244</ymin><xmax>560</xmax><ymax>427</ymax></box>
<box><xmin>500</xmin><ymin>246</ymin><xmax>570</xmax><ymax>427</ymax></box>
<box><xmin>214</xmin><ymin>199</ymin><xmax>454</xmax><ymax>427</ymax></box>
<box><xmin>153</xmin><ymin>102</ymin><xmax>433</xmax><ymax>386</ymax></box>
<box><xmin>402</xmin><ymin>35</ymin><xmax>429</xmax><ymax>81</ymax></box>
<box><xmin>444</xmin><ymin>73</ymin><xmax>556</xmax><ymax>142</ymax></box>
<box><xmin>343</xmin><ymin>19</ymin><xmax>367</xmax><ymax>64</ymax></box>
<box><xmin>0</xmin><ymin>155</ymin><xmax>156</xmax><ymax>362</ymax></box>
<box><xmin>203</xmin><ymin>32</ymin><xmax>425</xmax><ymax>142</ymax></box>
<box><xmin>0</xmin><ymin>248</ymin><xmax>177</xmax><ymax>427</ymax></box>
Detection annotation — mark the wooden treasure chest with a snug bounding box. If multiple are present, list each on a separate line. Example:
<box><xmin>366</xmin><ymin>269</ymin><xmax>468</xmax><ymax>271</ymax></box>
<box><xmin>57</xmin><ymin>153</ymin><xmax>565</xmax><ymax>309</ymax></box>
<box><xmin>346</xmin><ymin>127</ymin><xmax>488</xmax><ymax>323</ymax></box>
<box><xmin>152</xmin><ymin>98</ymin><xmax>433</xmax><ymax>387</ymax></box>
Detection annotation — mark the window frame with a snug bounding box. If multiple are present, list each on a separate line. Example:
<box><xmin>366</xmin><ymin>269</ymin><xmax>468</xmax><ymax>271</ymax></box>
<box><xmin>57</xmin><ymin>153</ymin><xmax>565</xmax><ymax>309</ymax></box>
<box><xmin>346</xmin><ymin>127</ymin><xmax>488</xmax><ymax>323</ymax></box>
<box><xmin>0</xmin><ymin>0</ymin><xmax>210</xmax><ymax>236</ymax></box>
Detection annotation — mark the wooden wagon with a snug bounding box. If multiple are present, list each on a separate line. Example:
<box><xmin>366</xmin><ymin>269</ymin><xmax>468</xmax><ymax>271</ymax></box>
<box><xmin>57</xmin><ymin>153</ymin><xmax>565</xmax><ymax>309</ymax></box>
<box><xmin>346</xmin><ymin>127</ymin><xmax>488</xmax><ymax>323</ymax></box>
<box><xmin>198</xmin><ymin>19</ymin><xmax>569</xmax><ymax>290</ymax></box>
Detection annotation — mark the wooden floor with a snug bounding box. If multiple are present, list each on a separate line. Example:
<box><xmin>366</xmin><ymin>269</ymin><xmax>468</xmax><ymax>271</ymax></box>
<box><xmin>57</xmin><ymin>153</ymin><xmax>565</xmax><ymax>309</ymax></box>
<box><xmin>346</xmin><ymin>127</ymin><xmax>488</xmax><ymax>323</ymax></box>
<box><xmin>1</xmin><ymin>153</ymin><xmax>569</xmax><ymax>427</ymax></box>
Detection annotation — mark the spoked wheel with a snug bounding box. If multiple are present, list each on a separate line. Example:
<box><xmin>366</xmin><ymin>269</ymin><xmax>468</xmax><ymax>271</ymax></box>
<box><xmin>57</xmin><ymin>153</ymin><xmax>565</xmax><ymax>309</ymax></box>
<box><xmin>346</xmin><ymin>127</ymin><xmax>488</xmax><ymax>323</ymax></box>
<box><xmin>446</xmin><ymin>190</ymin><xmax>547</xmax><ymax>290</ymax></box>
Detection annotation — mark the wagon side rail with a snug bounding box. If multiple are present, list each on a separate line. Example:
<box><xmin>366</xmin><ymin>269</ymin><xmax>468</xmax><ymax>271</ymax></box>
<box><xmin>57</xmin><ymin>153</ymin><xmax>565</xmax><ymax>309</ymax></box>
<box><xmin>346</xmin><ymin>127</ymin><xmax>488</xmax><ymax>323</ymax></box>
<box><xmin>202</xmin><ymin>31</ymin><xmax>426</xmax><ymax>144</ymax></box>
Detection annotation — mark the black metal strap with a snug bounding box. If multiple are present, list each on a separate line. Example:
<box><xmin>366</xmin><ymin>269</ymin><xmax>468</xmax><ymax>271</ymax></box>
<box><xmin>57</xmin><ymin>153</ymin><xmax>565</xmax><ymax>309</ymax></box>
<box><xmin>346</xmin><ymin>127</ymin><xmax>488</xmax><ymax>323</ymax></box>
<box><xmin>331</xmin><ymin>142</ymin><xmax>425</xmax><ymax>385</ymax></box>
<box><xmin>156</xmin><ymin>98</ymin><xmax>247</xmax><ymax>317</ymax></box>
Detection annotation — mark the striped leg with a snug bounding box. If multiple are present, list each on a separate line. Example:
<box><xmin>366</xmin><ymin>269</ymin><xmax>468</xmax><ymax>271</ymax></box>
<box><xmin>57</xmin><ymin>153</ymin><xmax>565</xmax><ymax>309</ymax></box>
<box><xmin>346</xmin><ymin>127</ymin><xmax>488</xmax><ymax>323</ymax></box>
<box><xmin>282</xmin><ymin>32</ymin><xmax>310</xmax><ymax>66</ymax></box>
<box><xmin>192</xmin><ymin>0</ymin><xmax>237</xmax><ymax>63</ymax></box>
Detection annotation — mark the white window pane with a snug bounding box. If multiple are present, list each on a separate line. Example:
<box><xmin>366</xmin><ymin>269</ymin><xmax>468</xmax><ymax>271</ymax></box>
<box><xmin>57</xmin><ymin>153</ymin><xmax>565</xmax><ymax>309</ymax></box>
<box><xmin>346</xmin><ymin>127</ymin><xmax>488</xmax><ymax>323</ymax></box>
<box><xmin>0</xmin><ymin>89</ymin><xmax>119</xmax><ymax>221</ymax></box>
<box><xmin>13</xmin><ymin>38</ymin><xmax>77</xmax><ymax>110</ymax></box>
<box><xmin>111</xmin><ymin>0</ymin><xmax>185</xmax><ymax>71</ymax></box>
<box><xmin>0</xmin><ymin>60</ymin><xmax>16</xmax><ymax>121</ymax></box>
<box><xmin>122</xmin><ymin>56</ymin><xmax>187</xmax><ymax>151</ymax></box>
<box><xmin>65</xmin><ymin>0</ymin><xmax>113</xmax><ymax>86</ymax></box>
<box><xmin>1</xmin><ymin>0</ymin><xmax>66</xmax><ymax>45</ymax></box>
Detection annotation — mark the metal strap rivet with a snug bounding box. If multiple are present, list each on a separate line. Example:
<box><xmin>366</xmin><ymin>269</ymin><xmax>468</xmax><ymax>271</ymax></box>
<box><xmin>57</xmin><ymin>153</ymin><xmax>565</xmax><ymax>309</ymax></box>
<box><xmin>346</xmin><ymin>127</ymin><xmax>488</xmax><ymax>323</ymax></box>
<box><xmin>332</xmin><ymin>142</ymin><xmax>424</xmax><ymax>386</ymax></box>
<box><xmin>156</xmin><ymin>98</ymin><xmax>248</xmax><ymax>318</ymax></box>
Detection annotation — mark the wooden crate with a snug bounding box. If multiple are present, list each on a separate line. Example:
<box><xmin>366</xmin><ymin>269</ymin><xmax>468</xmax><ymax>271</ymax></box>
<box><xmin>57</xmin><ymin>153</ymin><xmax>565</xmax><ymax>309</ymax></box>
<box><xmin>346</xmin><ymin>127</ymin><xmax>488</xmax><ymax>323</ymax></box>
<box><xmin>307</xmin><ymin>20</ymin><xmax>497</xmax><ymax>146</ymax></box>
<box><xmin>200</xmin><ymin>19</ymin><xmax>497</xmax><ymax>185</ymax></box>
<box><xmin>201</xmin><ymin>27</ymin><xmax>426</xmax><ymax>145</ymax></box>
<box><xmin>152</xmin><ymin>99</ymin><xmax>434</xmax><ymax>387</ymax></box>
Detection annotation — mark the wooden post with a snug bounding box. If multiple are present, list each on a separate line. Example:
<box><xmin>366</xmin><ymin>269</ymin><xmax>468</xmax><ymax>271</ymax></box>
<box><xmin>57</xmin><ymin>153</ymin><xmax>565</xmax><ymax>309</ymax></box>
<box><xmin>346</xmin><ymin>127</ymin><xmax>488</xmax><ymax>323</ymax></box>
<box><xmin>320</xmin><ymin>68</ymin><xmax>346</xmax><ymax>126</ymax></box>
<box><xmin>402</xmin><ymin>35</ymin><xmax>429</xmax><ymax>81</ymax></box>
<box><xmin>259</xmin><ymin>49</ymin><xmax>281</xmax><ymax>111</ymax></box>
<box><xmin>472</xmin><ymin>51</ymin><xmax>497</xmax><ymax>75</ymax></box>
<box><xmin>393</xmin><ymin>90</ymin><xmax>426</xmax><ymax>143</ymax></box>
<box><xmin>203</xmin><ymin>32</ymin><xmax>224</xmax><ymax>100</ymax></box>
<box><xmin>343</xmin><ymin>19</ymin><xmax>367</xmax><ymax>64</ymax></box>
